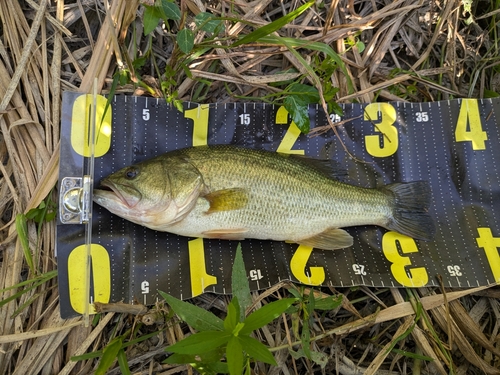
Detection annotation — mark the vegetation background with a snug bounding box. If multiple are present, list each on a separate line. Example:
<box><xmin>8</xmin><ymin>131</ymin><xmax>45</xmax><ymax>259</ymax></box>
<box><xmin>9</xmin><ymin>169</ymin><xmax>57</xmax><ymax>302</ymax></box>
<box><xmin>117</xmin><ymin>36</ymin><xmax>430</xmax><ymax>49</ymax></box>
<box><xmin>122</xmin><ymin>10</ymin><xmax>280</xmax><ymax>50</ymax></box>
<box><xmin>0</xmin><ymin>0</ymin><xmax>499</xmax><ymax>374</ymax></box>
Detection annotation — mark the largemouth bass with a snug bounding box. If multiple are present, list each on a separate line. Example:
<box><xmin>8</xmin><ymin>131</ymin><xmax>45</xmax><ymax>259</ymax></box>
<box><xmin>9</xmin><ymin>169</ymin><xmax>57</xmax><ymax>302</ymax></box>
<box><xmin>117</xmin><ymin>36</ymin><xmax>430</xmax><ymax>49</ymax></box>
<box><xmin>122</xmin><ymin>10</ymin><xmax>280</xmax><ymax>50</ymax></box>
<box><xmin>93</xmin><ymin>145</ymin><xmax>435</xmax><ymax>250</ymax></box>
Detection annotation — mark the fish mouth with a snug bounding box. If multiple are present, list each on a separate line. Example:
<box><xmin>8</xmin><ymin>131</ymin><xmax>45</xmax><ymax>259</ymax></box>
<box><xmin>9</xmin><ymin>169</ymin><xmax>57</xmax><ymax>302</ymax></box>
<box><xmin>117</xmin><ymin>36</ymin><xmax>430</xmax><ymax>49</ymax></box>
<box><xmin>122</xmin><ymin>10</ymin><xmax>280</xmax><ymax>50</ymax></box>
<box><xmin>94</xmin><ymin>180</ymin><xmax>142</xmax><ymax>208</ymax></box>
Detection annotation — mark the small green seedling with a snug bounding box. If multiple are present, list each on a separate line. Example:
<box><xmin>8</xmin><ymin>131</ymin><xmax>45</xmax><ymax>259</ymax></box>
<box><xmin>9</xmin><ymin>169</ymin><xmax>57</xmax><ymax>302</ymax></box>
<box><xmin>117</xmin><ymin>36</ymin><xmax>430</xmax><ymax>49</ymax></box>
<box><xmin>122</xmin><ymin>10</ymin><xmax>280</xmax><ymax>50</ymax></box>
<box><xmin>161</xmin><ymin>244</ymin><xmax>296</xmax><ymax>374</ymax></box>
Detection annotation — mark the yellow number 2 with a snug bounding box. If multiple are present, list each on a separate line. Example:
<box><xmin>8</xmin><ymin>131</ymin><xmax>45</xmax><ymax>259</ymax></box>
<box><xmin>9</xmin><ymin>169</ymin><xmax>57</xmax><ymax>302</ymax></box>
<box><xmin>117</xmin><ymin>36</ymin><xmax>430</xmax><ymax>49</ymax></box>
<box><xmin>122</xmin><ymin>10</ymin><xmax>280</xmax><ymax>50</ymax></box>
<box><xmin>275</xmin><ymin>106</ymin><xmax>304</xmax><ymax>155</ymax></box>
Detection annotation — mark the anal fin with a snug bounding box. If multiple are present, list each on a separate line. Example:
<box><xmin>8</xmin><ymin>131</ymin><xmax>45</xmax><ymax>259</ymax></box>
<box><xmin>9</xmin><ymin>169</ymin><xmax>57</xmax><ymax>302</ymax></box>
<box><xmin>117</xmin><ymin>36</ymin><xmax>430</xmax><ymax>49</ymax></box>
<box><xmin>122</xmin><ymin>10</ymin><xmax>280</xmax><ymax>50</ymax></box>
<box><xmin>298</xmin><ymin>228</ymin><xmax>353</xmax><ymax>250</ymax></box>
<box><xmin>202</xmin><ymin>228</ymin><xmax>248</xmax><ymax>240</ymax></box>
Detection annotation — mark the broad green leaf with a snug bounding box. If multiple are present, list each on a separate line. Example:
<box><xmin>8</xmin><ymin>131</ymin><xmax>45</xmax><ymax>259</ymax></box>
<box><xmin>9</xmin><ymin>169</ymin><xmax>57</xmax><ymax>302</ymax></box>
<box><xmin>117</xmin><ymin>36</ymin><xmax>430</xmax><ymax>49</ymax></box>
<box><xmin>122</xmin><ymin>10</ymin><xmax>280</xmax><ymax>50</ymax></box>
<box><xmin>313</xmin><ymin>295</ymin><xmax>342</xmax><ymax>310</ymax></box>
<box><xmin>195</xmin><ymin>12</ymin><xmax>224</xmax><ymax>33</ymax></box>
<box><xmin>238</xmin><ymin>335</ymin><xmax>277</xmax><ymax>365</ymax></box>
<box><xmin>240</xmin><ymin>298</ymin><xmax>296</xmax><ymax>335</ymax></box>
<box><xmin>224</xmin><ymin>297</ymin><xmax>241</xmax><ymax>331</ymax></box>
<box><xmin>163</xmin><ymin>353</ymin><xmax>198</xmax><ymax>365</ymax></box>
<box><xmin>167</xmin><ymin>331</ymin><xmax>231</xmax><ymax>355</ymax></box>
<box><xmin>283</xmin><ymin>83</ymin><xmax>320</xmax><ymax>133</ymax></box>
<box><xmin>231</xmin><ymin>244</ymin><xmax>252</xmax><ymax>320</ymax></box>
<box><xmin>195</xmin><ymin>361</ymin><xmax>229</xmax><ymax>374</ymax></box>
<box><xmin>226</xmin><ymin>336</ymin><xmax>244</xmax><ymax>375</ymax></box>
<box><xmin>164</xmin><ymin>347</ymin><xmax>225</xmax><ymax>365</ymax></box>
<box><xmin>355</xmin><ymin>40</ymin><xmax>365</xmax><ymax>53</ymax></box>
<box><xmin>177</xmin><ymin>28</ymin><xmax>195</xmax><ymax>53</ymax></box>
<box><xmin>484</xmin><ymin>89</ymin><xmax>500</xmax><ymax>98</ymax></box>
<box><xmin>159</xmin><ymin>291</ymin><xmax>224</xmax><ymax>331</ymax></box>
<box><xmin>231</xmin><ymin>0</ymin><xmax>315</xmax><ymax>47</ymax></box>
<box><xmin>16</xmin><ymin>214</ymin><xmax>34</xmax><ymax>274</ymax></box>
<box><xmin>287</xmin><ymin>83</ymin><xmax>320</xmax><ymax>102</ymax></box>
<box><xmin>283</xmin><ymin>98</ymin><xmax>310</xmax><ymax>133</ymax></box>
<box><xmin>95</xmin><ymin>337</ymin><xmax>122</xmax><ymax>375</ymax></box>
<box><xmin>143</xmin><ymin>5</ymin><xmax>162</xmax><ymax>36</ymax></box>
<box><xmin>160</xmin><ymin>0</ymin><xmax>181</xmax><ymax>20</ymax></box>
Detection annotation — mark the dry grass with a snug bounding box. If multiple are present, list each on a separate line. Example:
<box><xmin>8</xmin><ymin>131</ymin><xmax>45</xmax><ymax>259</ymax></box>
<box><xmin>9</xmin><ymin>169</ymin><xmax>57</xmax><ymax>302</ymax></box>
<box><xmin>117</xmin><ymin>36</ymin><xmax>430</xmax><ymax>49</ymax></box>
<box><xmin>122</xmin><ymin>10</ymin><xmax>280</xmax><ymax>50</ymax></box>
<box><xmin>0</xmin><ymin>0</ymin><xmax>499</xmax><ymax>374</ymax></box>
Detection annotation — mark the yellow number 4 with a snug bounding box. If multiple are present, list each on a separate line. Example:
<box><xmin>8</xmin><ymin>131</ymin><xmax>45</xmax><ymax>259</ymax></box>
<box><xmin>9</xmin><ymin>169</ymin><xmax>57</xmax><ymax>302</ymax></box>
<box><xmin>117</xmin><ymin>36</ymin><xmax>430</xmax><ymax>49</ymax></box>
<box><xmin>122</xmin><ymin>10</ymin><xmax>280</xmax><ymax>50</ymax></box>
<box><xmin>455</xmin><ymin>99</ymin><xmax>487</xmax><ymax>150</ymax></box>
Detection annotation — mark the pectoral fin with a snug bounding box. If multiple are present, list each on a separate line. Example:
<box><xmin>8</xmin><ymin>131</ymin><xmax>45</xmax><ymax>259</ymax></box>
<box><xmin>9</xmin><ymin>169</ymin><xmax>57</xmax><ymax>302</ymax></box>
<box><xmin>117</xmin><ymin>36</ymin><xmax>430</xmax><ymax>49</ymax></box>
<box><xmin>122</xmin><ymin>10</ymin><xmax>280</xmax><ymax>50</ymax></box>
<box><xmin>298</xmin><ymin>228</ymin><xmax>353</xmax><ymax>250</ymax></box>
<box><xmin>204</xmin><ymin>188</ymin><xmax>248</xmax><ymax>214</ymax></box>
<box><xmin>202</xmin><ymin>228</ymin><xmax>248</xmax><ymax>240</ymax></box>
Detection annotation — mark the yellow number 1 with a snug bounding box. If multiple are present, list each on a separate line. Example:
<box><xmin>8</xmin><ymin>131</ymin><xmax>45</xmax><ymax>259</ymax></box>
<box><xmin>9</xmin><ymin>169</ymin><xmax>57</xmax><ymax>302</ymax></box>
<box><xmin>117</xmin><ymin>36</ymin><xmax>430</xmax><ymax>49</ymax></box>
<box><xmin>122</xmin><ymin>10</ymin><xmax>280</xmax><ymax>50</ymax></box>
<box><xmin>185</xmin><ymin>104</ymin><xmax>210</xmax><ymax>146</ymax></box>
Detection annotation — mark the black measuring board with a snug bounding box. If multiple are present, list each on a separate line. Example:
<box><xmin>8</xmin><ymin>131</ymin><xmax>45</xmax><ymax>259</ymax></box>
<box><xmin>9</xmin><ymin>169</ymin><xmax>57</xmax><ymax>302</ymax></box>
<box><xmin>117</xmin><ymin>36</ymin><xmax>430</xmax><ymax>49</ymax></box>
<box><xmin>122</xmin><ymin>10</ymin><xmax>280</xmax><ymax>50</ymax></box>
<box><xmin>57</xmin><ymin>92</ymin><xmax>500</xmax><ymax>318</ymax></box>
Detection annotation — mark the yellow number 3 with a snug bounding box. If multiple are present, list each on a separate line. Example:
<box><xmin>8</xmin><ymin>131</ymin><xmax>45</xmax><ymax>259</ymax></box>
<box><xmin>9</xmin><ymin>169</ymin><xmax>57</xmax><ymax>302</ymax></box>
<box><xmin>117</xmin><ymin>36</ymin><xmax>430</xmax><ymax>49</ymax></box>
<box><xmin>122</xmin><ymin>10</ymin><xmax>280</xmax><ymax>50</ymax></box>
<box><xmin>364</xmin><ymin>103</ymin><xmax>398</xmax><ymax>157</ymax></box>
<box><xmin>382</xmin><ymin>232</ymin><xmax>428</xmax><ymax>287</ymax></box>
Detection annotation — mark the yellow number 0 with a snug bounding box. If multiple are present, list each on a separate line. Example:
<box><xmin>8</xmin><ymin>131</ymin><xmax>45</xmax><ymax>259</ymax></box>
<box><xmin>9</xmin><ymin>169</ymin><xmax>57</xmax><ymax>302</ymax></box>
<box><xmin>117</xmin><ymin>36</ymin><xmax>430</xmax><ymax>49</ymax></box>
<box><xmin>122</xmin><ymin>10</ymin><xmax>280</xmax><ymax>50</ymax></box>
<box><xmin>364</xmin><ymin>103</ymin><xmax>398</xmax><ymax>157</ymax></box>
<box><xmin>68</xmin><ymin>244</ymin><xmax>111</xmax><ymax>314</ymax></box>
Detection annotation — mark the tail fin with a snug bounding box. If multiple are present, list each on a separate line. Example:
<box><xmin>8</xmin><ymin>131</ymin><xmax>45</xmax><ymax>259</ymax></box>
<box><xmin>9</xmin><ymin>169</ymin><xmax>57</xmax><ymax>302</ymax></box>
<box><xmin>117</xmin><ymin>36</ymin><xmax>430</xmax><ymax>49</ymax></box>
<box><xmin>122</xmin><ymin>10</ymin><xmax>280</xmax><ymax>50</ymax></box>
<box><xmin>383</xmin><ymin>181</ymin><xmax>435</xmax><ymax>241</ymax></box>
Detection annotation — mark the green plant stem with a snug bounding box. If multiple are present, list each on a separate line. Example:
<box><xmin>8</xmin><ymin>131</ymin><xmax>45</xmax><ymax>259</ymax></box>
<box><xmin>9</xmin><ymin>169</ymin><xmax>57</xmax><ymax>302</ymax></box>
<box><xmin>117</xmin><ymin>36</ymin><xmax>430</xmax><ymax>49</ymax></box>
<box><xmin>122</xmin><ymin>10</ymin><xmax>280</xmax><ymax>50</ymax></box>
<box><xmin>269</xmin><ymin>311</ymin><xmax>378</xmax><ymax>353</ymax></box>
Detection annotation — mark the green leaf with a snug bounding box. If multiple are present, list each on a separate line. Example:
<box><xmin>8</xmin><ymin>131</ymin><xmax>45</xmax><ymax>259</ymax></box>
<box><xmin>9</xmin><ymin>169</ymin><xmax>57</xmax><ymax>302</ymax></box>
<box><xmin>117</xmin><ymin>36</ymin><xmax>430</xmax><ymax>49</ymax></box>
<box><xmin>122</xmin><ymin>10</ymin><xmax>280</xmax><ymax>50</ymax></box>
<box><xmin>231</xmin><ymin>0</ymin><xmax>315</xmax><ymax>47</ymax></box>
<box><xmin>289</xmin><ymin>348</ymin><xmax>328</xmax><ymax>369</ymax></box>
<box><xmin>301</xmin><ymin>313</ymin><xmax>311</xmax><ymax>359</ymax></box>
<box><xmin>283</xmin><ymin>83</ymin><xmax>320</xmax><ymax>134</ymax></box>
<box><xmin>284</xmin><ymin>98</ymin><xmax>310</xmax><ymax>133</ymax></box>
<box><xmin>117</xmin><ymin>348</ymin><xmax>131</xmax><ymax>375</ymax></box>
<box><xmin>259</xmin><ymin>35</ymin><xmax>355</xmax><ymax>94</ymax></box>
<box><xmin>195</xmin><ymin>12</ymin><xmax>224</xmax><ymax>33</ymax></box>
<box><xmin>355</xmin><ymin>40</ymin><xmax>365</xmax><ymax>53</ymax></box>
<box><xmin>95</xmin><ymin>337</ymin><xmax>122</xmax><ymax>375</ymax></box>
<box><xmin>389</xmin><ymin>346</ymin><xmax>434</xmax><ymax>361</ymax></box>
<box><xmin>163</xmin><ymin>353</ymin><xmax>198</xmax><ymax>365</ymax></box>
<box><xmin>16</xmin><ymin>214</ymin><xmax>34</xmax><ymax>274</ymax></box>
<box><xmin>484</xmin><ymin>89</ymin><xmax>500</xmax><ymax>98</ymax></box>
<box><xmin>226</xmin><ymin>337</ymin><xmax>244</xmax><ymax>375</ymax></box>
<box><xmin>167</xmin><ymin>331</ymin><xmax>231</xmax><ymax>355</ymax></box>
<box><xmin>160</xmin><ymin>0</ymin><xmax>181</xmax><ymax>21</ymax></box>
<box><xmin>143</xmin><ymin>5</ymin><xmax>162</xmax><ymax>36</ymax></box>
<box><xmin>224</xmin><ymin>297</ymin><xmax>241</xmax><ymax>331</ymax></box>
<box><xmin>240</xmin><ymin>298</ymin><xmax>296</xmax><ymax>335</ymax></box>
<box><xmin>165</xmin><ymin>347</ymin><xmax>225</xmax><ymax>365</ymax></box>
<box><xmin>313</xmin><ymin>295</ymin><xmax>342</xmax><ymax>310</ymax></box>
<box><xmin>177</xmin><ymin>28</ymin><xmax>195</xmax><ymax>53</ymax></box>
<box><xmin>289</xmin><ymin>83</ymin><xmax>320</xmax><ymax>99</ymax></box>
<box><xmin>231</xmin><ymin>244</ymin><xmax>252</xmax><ymax>320</ymax></box>
<box><xmin>238</xmin><ymin>335</ymin><xmax>277</xmax><ymax>365</ymax></box>
<box><xmin>159</xmin><ymin>291</ymin><xmax>224</xmax><ymax>331</ymax></box>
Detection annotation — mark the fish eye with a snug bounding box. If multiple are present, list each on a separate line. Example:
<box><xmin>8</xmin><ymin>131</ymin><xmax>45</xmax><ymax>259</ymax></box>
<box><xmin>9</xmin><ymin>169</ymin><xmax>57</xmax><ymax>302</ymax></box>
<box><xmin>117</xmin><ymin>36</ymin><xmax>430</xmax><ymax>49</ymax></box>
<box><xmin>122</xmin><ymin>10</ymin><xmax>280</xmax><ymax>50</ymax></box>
<box><xmin>125</xmin><ymin>167</ymin><xmax>139</xmax><ymax>180</ymax></box>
